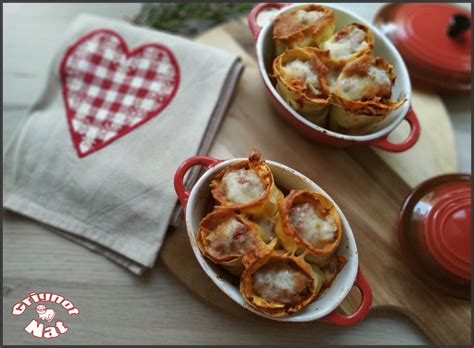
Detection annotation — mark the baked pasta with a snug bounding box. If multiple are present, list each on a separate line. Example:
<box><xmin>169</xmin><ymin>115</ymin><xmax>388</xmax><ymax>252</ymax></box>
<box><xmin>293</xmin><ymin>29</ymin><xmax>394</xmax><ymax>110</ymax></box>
<box><xmin>275</xmin><ymin>190</ymin><xmax>343</xmax><ymax>266</ymax></box>
<box><xmin>322</xmin><ymin>23</ymin><xmax>374</xmax><ymax>66</ymax></box>
<box><xmin>240</xmin><ymin>250</ymin><xmax>325</xmax><ymax>317</ymax></box>
<box><xmin>273</xmin><ymin>5</ymin><xmax>335</xmax><ymax>55</ymax></box>
<box><xmin>329</xmin><ymin>52</ymin><xmax>405</xmax><ymax>135</ymax></box>
<box><xmin>197</xmin><ymin>151</ymin><xmax>347</xmax><ymax>317</ymax></box>
<box><xmin>270</xmin><ymin>6</ymin><xmax>404</xmax><ymax>137</ymax></box>
<box><xmin>197</xmin><ymin>209</ymin><xmax>273</xmax><ymax>275</ymax></box>
<box><xmin>273</xmin><ymin>47</ymin><xmax>332</xmax><ymax>126</ymax></box>
<box><xmin>210</xmin><ymin>151</ymin><xmax>284</xmax><ymax>217</ymax></box>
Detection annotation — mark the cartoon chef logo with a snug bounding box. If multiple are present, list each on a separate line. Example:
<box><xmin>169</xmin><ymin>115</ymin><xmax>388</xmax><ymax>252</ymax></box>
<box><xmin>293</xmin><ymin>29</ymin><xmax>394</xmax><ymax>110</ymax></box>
<box><xmin>36</xmin><ymin>305</ymin><xmax>56</xmax><ymax>322</ymax></box>
<box><xmin>12</xmin><ymin>291</ymin><xmax>79</xmax><ymax>339</ymax></box>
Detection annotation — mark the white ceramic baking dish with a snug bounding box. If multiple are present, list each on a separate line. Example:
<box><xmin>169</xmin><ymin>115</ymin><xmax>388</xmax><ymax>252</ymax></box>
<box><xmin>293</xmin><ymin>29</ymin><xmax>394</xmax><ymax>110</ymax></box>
<box><xmin>174</xmin><ymin>155</ymin><xmax>372</xmax><ymax>324</ymax></box>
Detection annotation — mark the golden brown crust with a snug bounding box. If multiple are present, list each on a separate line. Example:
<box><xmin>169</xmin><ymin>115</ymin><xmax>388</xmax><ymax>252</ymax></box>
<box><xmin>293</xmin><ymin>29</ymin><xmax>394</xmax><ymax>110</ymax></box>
<box><xmin>272</xmin><ymin>48</ymin><xmax>332</xmax><ymax>126</ymax></box>
<box><xmin>328</xmin><ymin>53</ymin><xmax>405</xmax><ymax>135</ymax></box>
<box><xmin>197</xmin><ymin>208</ymin><xmax>272</xmax><ymax>275</ymax></box>
<box><xmin>210</xmin><ymin>150</ymin><xmax>283</xmax><ymax>217</ymax></box>
<box><xmin>273</xmin><ymin>5</ymin><xmax>335</xmax><ymax>54</ymax></box>
<box><xmin>275</xmin><ymin>190</ymin><xmax>343</xmax><ymax>265</ymax></box>
<box><xmin>273</xmin><ymin>47</ymin><xmax>331</xmax><ymax>100</ymax></box>
<box><xmin>273</xmin><ymin>5</ymin><xmax>333</xmax><ymax>40</ymax></box>
<box><xmin>333</xmin><ymin>52</ymin><xmax>405</xmax><ymax>116</ymax></box>
<box><xmin>240</xmin><ymin>250</ymin><xmax>322</xmax><ymax>317</ymax></box>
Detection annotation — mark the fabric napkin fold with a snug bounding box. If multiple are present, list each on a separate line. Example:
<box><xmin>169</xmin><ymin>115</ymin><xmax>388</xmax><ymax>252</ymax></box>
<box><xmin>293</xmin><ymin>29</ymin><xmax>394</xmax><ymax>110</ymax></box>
<box><xmin>3</xmin><ymin>14</ymin><xmax>243</xmax><ymax>275</ymax></box>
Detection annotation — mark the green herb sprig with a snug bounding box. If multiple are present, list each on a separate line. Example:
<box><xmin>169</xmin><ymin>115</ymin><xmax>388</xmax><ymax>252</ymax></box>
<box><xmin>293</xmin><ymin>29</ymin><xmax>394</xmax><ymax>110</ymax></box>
<box><xmin>134</xmin><ymin>3</ymin><xmax>253</xmax><ymax>37</ymax></box>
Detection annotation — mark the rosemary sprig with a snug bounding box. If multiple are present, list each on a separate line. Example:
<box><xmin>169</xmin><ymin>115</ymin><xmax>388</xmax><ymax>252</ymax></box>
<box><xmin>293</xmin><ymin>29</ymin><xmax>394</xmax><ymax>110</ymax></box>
<box><xmin>134</xmin><ymin>3</ymin><xmax>253</xmax><ymax>37</ymax></box>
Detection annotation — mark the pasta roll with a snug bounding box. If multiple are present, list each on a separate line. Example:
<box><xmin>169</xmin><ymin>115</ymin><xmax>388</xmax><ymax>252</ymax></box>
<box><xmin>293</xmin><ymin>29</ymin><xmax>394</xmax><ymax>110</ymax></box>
<box><xmin>273</xmin><ymin>47</ymin><xmax>332</xmax><ymax>126</ymax></box>
<box><xmin>197</xmin><ymin>208</ymin><xmax>274</xmax><ymax>275</ymax></box>
<box><xmin>240</xmin><ymin>249</ymin><xmax>325</xmax><ymax>317</ymax></box>
<box><xmin>273</xmin><ymin>5</ymin><xmax>335</xmax><ymax>55</ymax></box>
<box><xmin>329</xmin><ymin>52</ymin><xmax>406</xmax><ymax>135</ymax></box>
<box><xmin>275</xmin><ymin>190</ymin><xmax>343</xmax><ymax>266</ymax></box>
<box><xmin>210</xmin><ymin>150</ymin><xmax>284</xmax><ymax>218</ymax></box>
<box><xmin>322</xmin><ymin>23</ymin><xmax>374</xmax><ymax>66</ymax></box>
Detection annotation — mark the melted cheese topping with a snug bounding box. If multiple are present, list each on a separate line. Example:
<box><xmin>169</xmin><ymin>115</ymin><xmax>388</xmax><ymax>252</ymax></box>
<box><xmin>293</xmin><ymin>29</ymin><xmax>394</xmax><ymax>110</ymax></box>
<box><xmin>283</xmin><ymin>60</ymin><xmax>321</xmax><ymax>96</ymax></box>
<box><xmin>290</xmin><ymin>202</ymin><xmax>337</xmax><ymax>248</ymax></box>
<box><xmin>338</xmin><ymin>66</ymin><xmax>391</xmax><ymax>100</ymax></box>
<box><xmin>222</xmin><ymin>168</ymin><xmax>265</xmax><ymax>204</ymax></box>
<box><xmin>205</xmin><ymin>218</ymin><xmax>255</xmax><ymax>258</ymax></box>
<box><xmin>253</xmin><ymin>261</ymin><xmax>311</xmax><ymax>304</ymax></box>
<box><xmin>324</xmin><ymin>28</ymin><xmax>368</xmax><ymax>60</ymax></box>
<box><xmin>294</xmin><ymin>9</ymin><xmax>324</xmax><ymax>25</ymax></box>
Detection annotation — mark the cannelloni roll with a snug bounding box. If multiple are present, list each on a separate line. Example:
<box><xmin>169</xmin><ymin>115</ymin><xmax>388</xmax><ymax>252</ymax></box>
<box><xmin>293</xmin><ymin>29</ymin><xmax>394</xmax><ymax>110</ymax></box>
<box><xmin>240</xmin><ymin>250</ymin><xmax>324</xmax><ymax>317</ymax></box>
<box><xmin>322</xmin><ymin>23</ymin><xmax>374</xmax><ymax>66</ymax></box>
<box><xmin>210</xmin><ymin>151</ymin><xmax>284</xmax><ymax>217</ymax></box>
<box><xmin>273</xmin><ymin>47</ymin><xmax>332</xmax><ymax>126</ymax></box>
<box><xmin>275</xmin><ymin>190</ymin><xmax>343</xmax><ymax>266</ymax></box>
<box><xmin>273</xmin><ymin>5</ymin><xmax>335</xmax><ymax>55</ymax></box>
<box><xmin>329</xmin><ymin>52</ymin><xmax>406</xmax><ymax>135</ymax></box>
<box><xmin>197</xmin><ymin>209</ymin><xmax>273</xmax><ymax>275</ymax></box>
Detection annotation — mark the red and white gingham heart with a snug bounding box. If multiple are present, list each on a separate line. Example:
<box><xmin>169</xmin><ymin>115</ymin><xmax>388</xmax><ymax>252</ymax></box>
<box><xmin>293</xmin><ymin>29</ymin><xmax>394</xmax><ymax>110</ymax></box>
<box><xmin>60</xmin><ymin>29</ymin><xmax>180</xmax><ymax>157</ymax></box>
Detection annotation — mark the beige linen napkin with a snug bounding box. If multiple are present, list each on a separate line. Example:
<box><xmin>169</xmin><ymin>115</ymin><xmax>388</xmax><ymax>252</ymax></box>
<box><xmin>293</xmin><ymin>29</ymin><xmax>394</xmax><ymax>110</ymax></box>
<box><xmin>3</xmin><ymin>14</ymin><xmax>243</xmax><ymax>275</ymax></box>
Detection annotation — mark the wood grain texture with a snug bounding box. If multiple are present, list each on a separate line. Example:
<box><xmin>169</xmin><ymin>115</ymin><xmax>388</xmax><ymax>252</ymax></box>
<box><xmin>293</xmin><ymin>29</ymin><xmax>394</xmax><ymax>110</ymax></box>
<box><xmin>159</xmin><ymin>21</ymin><xmax>470</xmax><ymax>345</ymax></box>
<box><xmin>3</xmin><ymin>210</ymin><xmax>431</xmax><ymax>345</ymax></box>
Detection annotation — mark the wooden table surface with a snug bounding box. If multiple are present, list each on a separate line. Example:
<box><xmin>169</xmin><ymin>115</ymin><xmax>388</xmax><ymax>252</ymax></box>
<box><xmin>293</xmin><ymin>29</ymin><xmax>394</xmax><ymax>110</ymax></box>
<box><xmin>3</xmin><ymin>3</ymin><xmax>471</xmax><ymax>345</ymax></box>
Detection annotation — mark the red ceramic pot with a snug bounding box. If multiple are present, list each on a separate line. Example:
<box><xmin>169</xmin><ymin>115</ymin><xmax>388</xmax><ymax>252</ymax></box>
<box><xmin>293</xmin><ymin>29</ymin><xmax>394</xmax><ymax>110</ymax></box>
<box><xmin>248</xmin><ymin>3</ymin><xmax>421</xmax><ymax>152</ymax></box>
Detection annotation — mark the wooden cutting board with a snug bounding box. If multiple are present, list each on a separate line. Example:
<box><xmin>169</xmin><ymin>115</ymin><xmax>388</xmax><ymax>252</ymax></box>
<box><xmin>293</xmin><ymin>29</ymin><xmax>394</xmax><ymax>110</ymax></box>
<box><xmin>160</xmin><ymin>19</ymin><xmax>469</xmax><ymax>345</ymax></box>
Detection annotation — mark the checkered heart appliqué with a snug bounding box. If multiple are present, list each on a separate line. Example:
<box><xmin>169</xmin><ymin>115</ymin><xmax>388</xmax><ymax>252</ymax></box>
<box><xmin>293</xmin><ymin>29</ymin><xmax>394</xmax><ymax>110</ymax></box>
<box><xmin>60</xmin><ymin>29</ymin><xmax>180</xmax><ymax>157</ymax></box>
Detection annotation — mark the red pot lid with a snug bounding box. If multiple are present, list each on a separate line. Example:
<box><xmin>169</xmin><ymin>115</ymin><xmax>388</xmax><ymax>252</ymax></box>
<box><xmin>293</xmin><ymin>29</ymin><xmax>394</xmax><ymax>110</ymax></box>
<box><xmin>374</xmin><ymin>3</ymin><xmax>471</xmax><ymax>92</ymax></box>
<box><xmin>399</xmin><ymin>174</ymin><xmax>471</xmax><ymax>299</ymax></box>
<box><xmin>423</xmin><ymin>181</ymin><xmax>471</xmax><ymax>280</ymax></box>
